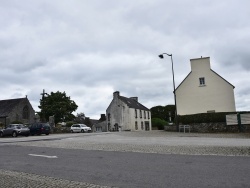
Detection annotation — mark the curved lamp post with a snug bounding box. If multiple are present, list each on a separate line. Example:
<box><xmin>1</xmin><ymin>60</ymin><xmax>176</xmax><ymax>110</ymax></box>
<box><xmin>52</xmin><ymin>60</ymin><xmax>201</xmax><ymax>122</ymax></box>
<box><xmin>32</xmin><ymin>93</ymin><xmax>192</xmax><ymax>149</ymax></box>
<box><xmin>159</xmin><ymin>53</ymin><xmax>179</xmax><ymax>131</ymax></box>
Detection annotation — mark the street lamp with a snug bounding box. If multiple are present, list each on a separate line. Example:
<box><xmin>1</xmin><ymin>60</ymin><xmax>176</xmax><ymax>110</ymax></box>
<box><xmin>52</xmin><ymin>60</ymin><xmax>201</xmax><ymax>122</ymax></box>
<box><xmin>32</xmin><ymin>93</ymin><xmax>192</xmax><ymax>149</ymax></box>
<box><xmin>40</xmin><ymin>89</ymin><xmax>48</xmax><ymax>123</ymax></box>
<box><xmin>159</xmin><ymin>53</ymin><xmax>179</xmax><ymax>131</ymax></box>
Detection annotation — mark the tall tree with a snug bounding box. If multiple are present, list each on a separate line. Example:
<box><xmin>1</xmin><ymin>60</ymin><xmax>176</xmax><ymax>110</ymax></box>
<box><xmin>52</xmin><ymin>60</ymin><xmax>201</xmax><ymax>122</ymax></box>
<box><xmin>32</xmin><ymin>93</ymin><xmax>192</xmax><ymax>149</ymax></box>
<box><xmin>150</xmin><ymin>105</ymin><xmax>175</xmax><ymax>122</ymax></box>
<box><xmin>75</xmin><ymin>112</ymin><xmax>86</xmax><ymax>123</ymax></box>
<box><xmin>38</xmin><ymin>91</ymin><xmax>78</xmax><ymax>124</ymax></box>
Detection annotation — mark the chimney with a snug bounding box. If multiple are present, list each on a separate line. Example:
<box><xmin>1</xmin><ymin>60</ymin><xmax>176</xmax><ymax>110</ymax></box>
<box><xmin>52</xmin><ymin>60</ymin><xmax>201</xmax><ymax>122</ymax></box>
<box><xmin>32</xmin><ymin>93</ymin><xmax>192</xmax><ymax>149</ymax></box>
<box><xmin>99</xmin><ymin>114</ymin><xmax>106</xmax><ymax>121</ymax></box>
<box><xmin>190</xmin><ymin>57</ymin><xmax>211</xmax><ymax>72</ymax></box>
<box><xmin>130</xmin><ymin>97</ymin><xmax>138</xmax><ymax>102</ymax></box>
<box><xmin>113</xmin><ymin>91</ymin><xmax>120</xmax><ymax>98</ymax></box>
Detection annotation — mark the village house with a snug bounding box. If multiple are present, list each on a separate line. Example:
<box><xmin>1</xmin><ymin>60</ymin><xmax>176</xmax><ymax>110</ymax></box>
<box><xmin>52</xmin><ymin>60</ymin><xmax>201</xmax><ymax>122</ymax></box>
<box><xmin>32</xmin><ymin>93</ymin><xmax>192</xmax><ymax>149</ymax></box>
<box><xmin>176</xmin><ymin>57</ymin><xmax>236</xmax><ymax>115</ymax></box>
<box><xmin>106</xmin><ymin>91</ymin><xmax>152</xmax><ymax>131</ymax></box>
<box><xmin>91</xmin><ymin>114</ymin><xmax>107</xmax><ymax>132</ymax></box>
<box><xmin>0</xmin><ymin>97</ymin><xmax>36</xmax><ymax>126</ymax></box>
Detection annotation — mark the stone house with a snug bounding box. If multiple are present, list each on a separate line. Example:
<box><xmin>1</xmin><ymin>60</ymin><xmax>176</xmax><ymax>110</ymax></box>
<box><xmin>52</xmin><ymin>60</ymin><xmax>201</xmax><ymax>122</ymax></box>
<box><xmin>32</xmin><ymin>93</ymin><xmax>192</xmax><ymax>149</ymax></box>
<box><xmin>91</xmin><ymin>114</ymin><xmax>107</xmax><ymax>132</ymax></box>
<box><xmin>0</xmin><ymin>97</ymin><xmax>36</xmax><ymax>126</ymax></box>
<box><xmin>176</xmin><ymin>57</ymin><xmax>236</xmax><ymax>115</ymax></box>
<box><xmin>106</xmin><ymin>91</ymin><xmax>152</xmax><ymax>131</ymax></box>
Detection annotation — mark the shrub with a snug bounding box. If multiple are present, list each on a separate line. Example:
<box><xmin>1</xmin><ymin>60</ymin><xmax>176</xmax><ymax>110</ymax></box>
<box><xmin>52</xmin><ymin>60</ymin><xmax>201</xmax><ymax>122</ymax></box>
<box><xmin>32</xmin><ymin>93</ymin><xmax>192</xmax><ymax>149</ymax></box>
<box><xmin>53</xmin><ymin>127</ymin><xmax>70</xmax><ymax>134</ymax></box>
<box><xmin>178</xmin><ymin>111</ymin><xmax>250</xmax><ymax>124</ymax></box>
<box><xmin>152</xmin><ymin>118</ymin><xmax>168</xmax><ymax>130</ymax></box>
<box><xmin>11</xmin><ymin>121</ymin><xmax>23</xmax><ymax>124</ymax></box>
<box><xmin>66</xmin><ymin>121</ymin><xmax>76</xmax><ymax>127</ymax></box>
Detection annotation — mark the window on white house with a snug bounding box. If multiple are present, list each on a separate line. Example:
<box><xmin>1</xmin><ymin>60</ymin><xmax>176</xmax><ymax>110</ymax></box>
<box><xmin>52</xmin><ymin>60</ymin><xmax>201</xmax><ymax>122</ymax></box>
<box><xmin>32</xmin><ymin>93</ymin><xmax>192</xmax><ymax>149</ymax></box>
<box><xmin>141</xmin><ymin>122</ymin><xmax>144</xmax><ymax>130</ymax></box>
<box><xmin>199</xmin><ymin>77</ymin><xmax>205</xmax><ymax>86</ymax></box>
<box><xmin>135</xmin><ymin>121</ymin><xmax>138</xmax><ymax>130</ymax></box>
<box><xmin>140</xmin><ymin>110</ymin><xmax>142</xmax><ymax>118</ymax></box>
<box><xmin>135</xmin><ymin>109</ymin><xmax>137</xmax><ymax>118</ymax></box>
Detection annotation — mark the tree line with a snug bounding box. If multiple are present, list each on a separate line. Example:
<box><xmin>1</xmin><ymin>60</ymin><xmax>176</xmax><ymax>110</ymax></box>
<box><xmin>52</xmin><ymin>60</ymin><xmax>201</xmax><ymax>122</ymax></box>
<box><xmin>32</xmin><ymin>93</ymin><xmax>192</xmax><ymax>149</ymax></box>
<box><xmin>150</xmin><ymin>105</ymin><xmax>176</xmax><ymax>130</ymax></box>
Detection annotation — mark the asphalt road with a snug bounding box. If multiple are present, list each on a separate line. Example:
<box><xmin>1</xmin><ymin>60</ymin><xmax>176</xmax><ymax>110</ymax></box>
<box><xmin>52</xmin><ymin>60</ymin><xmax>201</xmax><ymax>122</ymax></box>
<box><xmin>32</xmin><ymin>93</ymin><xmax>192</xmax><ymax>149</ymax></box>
<box><xmin>1</xmin><ymin>142</ymin><xmax>250</xmax><ymax>188</ymax></box>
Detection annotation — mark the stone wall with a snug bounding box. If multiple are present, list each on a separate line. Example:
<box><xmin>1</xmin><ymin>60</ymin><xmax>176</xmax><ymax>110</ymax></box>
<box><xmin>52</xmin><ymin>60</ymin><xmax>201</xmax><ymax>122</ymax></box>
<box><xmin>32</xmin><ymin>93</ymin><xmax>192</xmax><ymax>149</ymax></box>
<box><xmin>164</xmin><ymin>123</ymin><xmax>250</xmax><ymax>133</ymax></box>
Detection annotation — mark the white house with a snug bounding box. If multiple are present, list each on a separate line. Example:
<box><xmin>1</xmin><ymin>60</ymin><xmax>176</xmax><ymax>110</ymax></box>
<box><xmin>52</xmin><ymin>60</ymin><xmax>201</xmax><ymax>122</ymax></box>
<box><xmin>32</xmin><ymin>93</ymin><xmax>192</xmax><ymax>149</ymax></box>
<box><xmin>106</xmin><ymin>91</ymin><xmax>152</xmax><ymax>131</ymax></box>
<box><xmin>176</xmin><ymin>57</ymin><xmax>236</xmax><ymax>115</ymax></box>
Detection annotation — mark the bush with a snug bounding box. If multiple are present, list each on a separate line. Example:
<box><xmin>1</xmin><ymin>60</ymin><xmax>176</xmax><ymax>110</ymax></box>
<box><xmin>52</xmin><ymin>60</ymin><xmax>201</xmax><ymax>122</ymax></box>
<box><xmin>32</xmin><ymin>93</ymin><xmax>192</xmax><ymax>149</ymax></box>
<box><xmin>11</xmin><ymin>121</ymin><xmax>23</xmax><ymax>124</ymax></box>
<box><xmin>66</xmin><ymin>121</ymin><xmax>76</xmax><ymax>127</ymax></box>
<box><xmin>53</xmin><ymin>127</ymin><xmax>70</xmax><ymax>134</ymax></box>
<box><xmin>152</xmin><ymin>118</ymin><xmax>168</xmax><ymax>130</ymax></box>
<box><xmin>178</xmin><ymin>111</ymin><xmax>250</xmax><ymax>124</ymax></box>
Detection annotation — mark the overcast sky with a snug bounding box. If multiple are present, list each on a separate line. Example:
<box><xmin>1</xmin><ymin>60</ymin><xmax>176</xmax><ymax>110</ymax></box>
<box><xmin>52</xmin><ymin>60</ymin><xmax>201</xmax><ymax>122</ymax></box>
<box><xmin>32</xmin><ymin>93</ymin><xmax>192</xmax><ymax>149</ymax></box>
<box><xmin>1</xmin><ymin>0</ymin><xmax>249</xmax><ymax>119</ymax></box>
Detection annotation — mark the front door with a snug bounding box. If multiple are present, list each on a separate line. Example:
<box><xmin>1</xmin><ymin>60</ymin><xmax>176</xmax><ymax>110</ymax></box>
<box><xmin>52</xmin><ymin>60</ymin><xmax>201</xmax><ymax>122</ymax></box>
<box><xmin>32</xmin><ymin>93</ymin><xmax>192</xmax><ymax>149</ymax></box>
<box><xmin>145</xmin><ymin>121</ymin><xmax>150</xmax><ymax>131</ymax></box>
<box><xmin>114</xmin><ymin>123</ymin><xmax>118</xmax><ymax>131</ymax></box>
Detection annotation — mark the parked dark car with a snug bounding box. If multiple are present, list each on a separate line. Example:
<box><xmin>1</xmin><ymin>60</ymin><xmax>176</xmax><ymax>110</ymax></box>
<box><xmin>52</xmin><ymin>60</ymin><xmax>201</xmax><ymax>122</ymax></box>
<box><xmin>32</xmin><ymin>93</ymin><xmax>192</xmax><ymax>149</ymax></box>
<box><xmin>0</xmin><ymin>124</ymin><xmax>30</xmax><ymax>137</ymax></box>
<box><xmin>29</xmin><ymin>123</ymin><xmax>51</xmax><ymax>136</ymax></box>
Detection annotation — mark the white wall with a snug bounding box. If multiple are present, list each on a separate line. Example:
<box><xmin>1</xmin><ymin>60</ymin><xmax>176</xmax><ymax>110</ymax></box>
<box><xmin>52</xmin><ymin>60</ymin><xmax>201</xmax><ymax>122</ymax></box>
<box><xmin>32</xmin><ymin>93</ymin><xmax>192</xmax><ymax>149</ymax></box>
<box><xmin>129</xmin><ymin>109</ymin><xmax>152</xmax><ymax>131</ymax></box>
<box><xmin>176</xmin><ymin>57</ymin><xmax>236</xmax><ymax>115</ymax></box>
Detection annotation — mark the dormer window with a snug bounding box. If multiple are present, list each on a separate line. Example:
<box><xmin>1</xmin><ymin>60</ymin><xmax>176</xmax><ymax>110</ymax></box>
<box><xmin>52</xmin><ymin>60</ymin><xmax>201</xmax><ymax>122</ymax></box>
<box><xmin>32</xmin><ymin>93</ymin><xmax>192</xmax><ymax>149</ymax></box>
<box><xmin>199</xmin><ymin>77</ymin><xmax>205</xmax><ymax>86</ymax></box>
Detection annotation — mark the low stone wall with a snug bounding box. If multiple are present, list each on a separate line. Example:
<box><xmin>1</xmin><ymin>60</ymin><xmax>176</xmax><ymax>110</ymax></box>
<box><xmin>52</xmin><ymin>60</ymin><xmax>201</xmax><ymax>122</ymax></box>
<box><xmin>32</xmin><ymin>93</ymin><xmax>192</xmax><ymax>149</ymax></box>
<box><xmin>190</xmin><ymin>122</ymin><xmax>227</xmax><ymax>133</ymax></box>
<box><xmin>164</xmin><ymin>123</ymin><xmax>250</xmax><ymax>133</ymax></box>
<box><xmin>164</xmin><ymin>125</ymin><xmax>176</xmax><ymax>132</ymax></box>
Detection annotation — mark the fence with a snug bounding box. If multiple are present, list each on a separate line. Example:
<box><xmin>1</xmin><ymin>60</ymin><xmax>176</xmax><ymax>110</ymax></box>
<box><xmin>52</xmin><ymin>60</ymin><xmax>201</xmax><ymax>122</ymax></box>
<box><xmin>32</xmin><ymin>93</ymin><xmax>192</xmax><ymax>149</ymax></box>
<box><xmin>226</xmin><ymin>113</ymin><xmax>250</xmax><ymax>132</ymax></box>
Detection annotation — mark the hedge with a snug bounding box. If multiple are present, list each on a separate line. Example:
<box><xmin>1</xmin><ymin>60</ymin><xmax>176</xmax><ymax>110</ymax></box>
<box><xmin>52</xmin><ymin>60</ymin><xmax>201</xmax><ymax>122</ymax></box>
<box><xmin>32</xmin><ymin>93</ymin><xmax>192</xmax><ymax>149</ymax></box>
<box><xmin>178</xmin><ymin>111</ymin><xmax>250</xmax><ymax>124</ymax></box>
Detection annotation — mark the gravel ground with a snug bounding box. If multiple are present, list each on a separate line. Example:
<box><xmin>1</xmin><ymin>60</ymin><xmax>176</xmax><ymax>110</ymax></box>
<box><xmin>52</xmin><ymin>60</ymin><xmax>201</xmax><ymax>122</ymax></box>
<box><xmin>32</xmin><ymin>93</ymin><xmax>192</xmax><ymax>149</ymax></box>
<box><xmin>6</xmin><ymin>131</ymin><xmax>250</xmax><ymax>156</ymax></box>
<box><xmin>0</xmin><ymin>169</ymin><xmax>115</xmax><ymax>188</ymax></box>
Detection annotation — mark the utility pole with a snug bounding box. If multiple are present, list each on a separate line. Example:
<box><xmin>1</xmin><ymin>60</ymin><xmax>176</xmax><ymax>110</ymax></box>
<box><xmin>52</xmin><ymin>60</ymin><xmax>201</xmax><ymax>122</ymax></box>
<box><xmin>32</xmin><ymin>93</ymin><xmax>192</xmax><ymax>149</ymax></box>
<box><xmin>40</xmin><ymin>89</ymin><xmax>48</xmax><ymax>122</ymax></box>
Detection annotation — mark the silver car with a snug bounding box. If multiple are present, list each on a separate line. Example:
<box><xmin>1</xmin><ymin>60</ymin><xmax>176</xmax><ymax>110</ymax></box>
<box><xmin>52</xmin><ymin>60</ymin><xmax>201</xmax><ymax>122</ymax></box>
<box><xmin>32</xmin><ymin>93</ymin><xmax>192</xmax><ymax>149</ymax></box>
<box><xmin>70</xmin><ymin>124</ymin><xmax>91</xmax><ymax>133</ymax></box>
<box><xmin>0</xmin><ymin>124</ymin><xmax>30</xmax><ymax>137</ymax></box>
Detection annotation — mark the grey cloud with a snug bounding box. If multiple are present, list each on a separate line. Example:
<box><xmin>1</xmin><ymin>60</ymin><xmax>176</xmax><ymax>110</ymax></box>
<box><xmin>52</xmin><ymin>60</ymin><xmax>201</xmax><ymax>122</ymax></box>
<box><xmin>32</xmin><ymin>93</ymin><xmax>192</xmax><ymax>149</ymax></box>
<box><xmin>0</xmin><ymin>0</ymin><xmax>250</xmax><ymax>117</ymax></box>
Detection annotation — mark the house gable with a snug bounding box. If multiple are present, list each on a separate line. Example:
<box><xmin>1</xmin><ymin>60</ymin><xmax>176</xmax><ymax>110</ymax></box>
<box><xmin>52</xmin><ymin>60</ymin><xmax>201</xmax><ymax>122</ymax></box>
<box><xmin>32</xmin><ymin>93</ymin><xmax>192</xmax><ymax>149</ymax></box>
<box><xmin>176</xmin><ymin>57</ymin><xmax>236</xmax><ymax>115</ymax></box>
<box><xmin>210</xmin><ymin>69</ymin><xmax>235</xmax><ymax>89</ymax></box>
<box><xmin>0</xmin><ymin>97</ymin><xmax>35</xmax><ymax>125</ymax></box>
<box><xmin>0</xmin><ymin>98</ymin><xmax>23</xmax><ymax>116</ymax></box>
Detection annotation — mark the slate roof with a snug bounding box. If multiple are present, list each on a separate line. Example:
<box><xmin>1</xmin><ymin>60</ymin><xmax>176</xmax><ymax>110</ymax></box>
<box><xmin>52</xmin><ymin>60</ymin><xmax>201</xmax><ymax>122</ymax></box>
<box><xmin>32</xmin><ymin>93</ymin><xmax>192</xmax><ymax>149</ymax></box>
<box><xmin>119</xmin><ymin>96</ymin><xmax>149</xmax><ymax>111</ymax></box>
<box><xmin>0</xmin><ymin>98</ymin><xmax>27</xmax><ymax>116</ymax></box>
<box><xmin>210</xmin><ymin>69</ymin><xmax>235</xmax><ymax>88</ymax></box>
<box><xmin>89</xmin><ymin>119</ymin><xmax>100</xmax><ymax>125</ymax></box>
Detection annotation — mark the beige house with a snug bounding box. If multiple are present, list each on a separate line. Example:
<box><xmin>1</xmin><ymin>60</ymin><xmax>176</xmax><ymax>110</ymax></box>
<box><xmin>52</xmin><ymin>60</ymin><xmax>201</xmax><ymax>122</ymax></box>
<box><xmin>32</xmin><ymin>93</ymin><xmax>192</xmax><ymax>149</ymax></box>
<box><xmin>106</xmin><ymin>91</ymin><xmax>151</xmax><ymax>131</ymax></box>
<box><xmin>176</xmin><ymin>57</ymin><xmax>236</xmax><ymax>115</ymax></box>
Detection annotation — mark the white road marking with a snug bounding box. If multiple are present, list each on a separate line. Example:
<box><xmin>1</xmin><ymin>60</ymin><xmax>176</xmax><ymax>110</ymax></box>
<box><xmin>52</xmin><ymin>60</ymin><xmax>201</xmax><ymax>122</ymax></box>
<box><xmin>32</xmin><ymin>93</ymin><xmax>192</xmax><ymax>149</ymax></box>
<box><xmin>28</xmin><ymin>154</ymin><xmax>58</xmax><ymax>158</ymax></box>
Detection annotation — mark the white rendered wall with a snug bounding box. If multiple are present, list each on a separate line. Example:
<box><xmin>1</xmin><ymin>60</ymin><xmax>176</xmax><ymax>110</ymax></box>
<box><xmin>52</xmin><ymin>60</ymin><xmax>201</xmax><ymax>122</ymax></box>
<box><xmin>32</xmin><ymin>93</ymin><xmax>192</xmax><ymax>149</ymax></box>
<box><xmin>176</xmin><ymin>57</ymin><xmax>236</xmax><ymax>115</ymax></box>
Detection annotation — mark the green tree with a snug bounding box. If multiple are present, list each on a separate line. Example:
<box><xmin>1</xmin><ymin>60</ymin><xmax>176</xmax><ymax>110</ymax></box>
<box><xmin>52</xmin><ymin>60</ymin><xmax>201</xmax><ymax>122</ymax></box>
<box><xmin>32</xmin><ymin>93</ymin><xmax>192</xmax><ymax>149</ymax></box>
<box><xmin>150</xmin><ymin>105</ymin><xmax>175</xmax><ymax>122</ymax></box>
<box><xmin>75</xmin><ymin>112</ymin><xmax>86</xmax><ymax>123</ymax></box>
<box><xmin>151</xmin><ymin>118</ymin><xmax>168</xmax><ymax>130</ymax></box>
<box><xmin>38</xmin><ymin>91</ymin><xmax>78</xmax><ymax>124</ymax></box>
